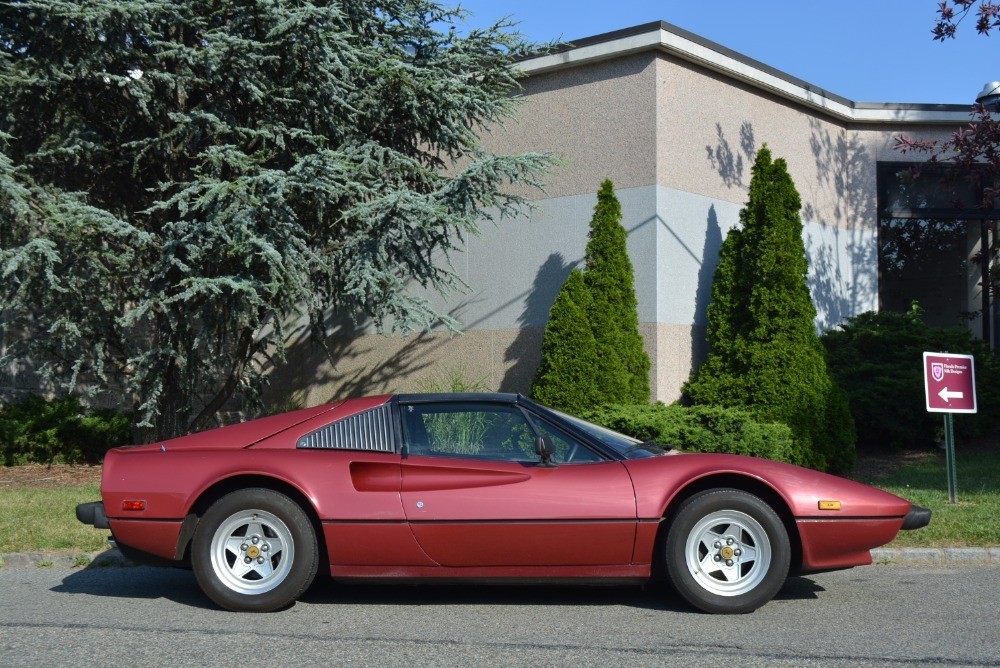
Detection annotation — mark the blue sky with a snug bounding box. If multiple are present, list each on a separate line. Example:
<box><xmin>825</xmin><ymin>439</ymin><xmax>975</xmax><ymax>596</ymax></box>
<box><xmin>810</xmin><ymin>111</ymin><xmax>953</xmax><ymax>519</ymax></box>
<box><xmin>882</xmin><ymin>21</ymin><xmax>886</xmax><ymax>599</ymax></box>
<box><xmin>455</xmin><ymin>0</ymin><xmax>997</xmax><ymax>105</ymax></box>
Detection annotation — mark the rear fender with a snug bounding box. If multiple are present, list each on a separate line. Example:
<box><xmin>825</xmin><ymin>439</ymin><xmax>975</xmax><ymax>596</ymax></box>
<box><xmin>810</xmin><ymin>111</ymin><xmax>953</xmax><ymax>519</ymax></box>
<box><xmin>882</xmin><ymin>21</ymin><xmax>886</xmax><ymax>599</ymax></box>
<box><xmin>175</xmin><ymin>474</ymin><xmax>327</xmax><ymax>567</ymax></box>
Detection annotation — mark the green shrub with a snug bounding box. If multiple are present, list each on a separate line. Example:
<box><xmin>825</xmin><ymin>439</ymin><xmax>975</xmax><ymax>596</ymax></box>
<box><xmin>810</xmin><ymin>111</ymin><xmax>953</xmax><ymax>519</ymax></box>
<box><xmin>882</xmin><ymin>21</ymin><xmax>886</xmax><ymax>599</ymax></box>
<box><xmin>72</xmin><ymin>409</ymin><xmax>132</xmax><ymax>462</ymax></box>
<box><xmin>822</xmin><ymin>304</ymin><xmax>1000</xmax><ymax>451</ymax></box>
<box><xmin>0</xmin><ymin>395</ymin><xmax>130</xmax><ymax>465</ymax></box>
<box><xmin>583</xmin><ymin>179</ymin><xmax>650</xmax><ymax>404</ymax></box>
<box><xmin>683</xmin><ymin>147</ymin><xmax>855</xmax><ymax>473</ymax></box>
<box><xmin>531</xmin><ymin>179</ymin><xmax>650</xmax><ymax>411</ymax></box>
<box><xmin>531</xmin><ymin>269</ymin><xmax>600</xmax><ymax>413</ymax></box>
<box><xmin>580</xmin><ymin>403</ymin><xmax>797</xmax><ymax>464</ymax></box>
<box><xmin>822</xmin><ymin>384</ymin><xmax>857</xmax><ymax>473</ymax></box>
<box><xmin>419</xmin><ymin>365</ymin><xmax>490</xmax><ymax>394</ymax></box>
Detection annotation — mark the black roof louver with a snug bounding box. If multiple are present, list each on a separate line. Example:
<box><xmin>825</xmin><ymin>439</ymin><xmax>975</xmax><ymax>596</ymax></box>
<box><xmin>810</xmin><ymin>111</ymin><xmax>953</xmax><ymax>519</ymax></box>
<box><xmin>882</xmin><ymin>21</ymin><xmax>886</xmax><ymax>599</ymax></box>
<box><xmin>296</xmin><ymin>404</ymin><xmax>395</xmax><ymax>452</ymax></box>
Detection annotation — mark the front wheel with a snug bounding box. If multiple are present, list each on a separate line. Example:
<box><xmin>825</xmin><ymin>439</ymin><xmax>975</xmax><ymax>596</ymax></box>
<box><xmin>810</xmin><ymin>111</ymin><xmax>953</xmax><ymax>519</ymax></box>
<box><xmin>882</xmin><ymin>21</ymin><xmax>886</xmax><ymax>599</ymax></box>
<box><xmin>664</xmin><ymin>489</ymin><xmax>790</xmax><ymax>614</ymax></box>
<box><xmin>192</xmin><ymin>488</ymin><xmax>318</xmax><ymax>612</ymax></box>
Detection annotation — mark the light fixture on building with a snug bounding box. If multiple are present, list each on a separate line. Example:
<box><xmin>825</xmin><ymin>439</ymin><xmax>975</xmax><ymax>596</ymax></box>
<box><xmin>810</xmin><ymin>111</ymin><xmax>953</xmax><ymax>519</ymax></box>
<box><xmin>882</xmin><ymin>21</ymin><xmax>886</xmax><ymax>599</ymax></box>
<box><xmin>976</xmin><ymin>81</ymin><xmax>1000</xmax><ymax>111</ymax></box>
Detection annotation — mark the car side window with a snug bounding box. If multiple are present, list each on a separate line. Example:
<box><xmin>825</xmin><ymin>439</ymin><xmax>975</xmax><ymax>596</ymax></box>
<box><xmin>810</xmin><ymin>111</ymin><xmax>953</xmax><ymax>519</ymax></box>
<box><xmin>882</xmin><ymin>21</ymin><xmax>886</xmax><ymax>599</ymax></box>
<box><xmin>401</xmin><ymin>403</ymin><xmax>537</xmax><ymax>462</ymax></box>
<box><xmin>524</xmin><ymin>413</ymin><xmax>604</xmax><ymax>464</ymax></box>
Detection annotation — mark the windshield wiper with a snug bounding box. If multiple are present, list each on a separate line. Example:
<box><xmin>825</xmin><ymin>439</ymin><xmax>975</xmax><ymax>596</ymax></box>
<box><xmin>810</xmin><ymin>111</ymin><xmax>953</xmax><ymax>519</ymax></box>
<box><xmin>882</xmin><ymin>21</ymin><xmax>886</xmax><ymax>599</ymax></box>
<box><xmin>623</xmin><ymin>439</ymin><xmax>671</xmax><ymax>455</ymax></box>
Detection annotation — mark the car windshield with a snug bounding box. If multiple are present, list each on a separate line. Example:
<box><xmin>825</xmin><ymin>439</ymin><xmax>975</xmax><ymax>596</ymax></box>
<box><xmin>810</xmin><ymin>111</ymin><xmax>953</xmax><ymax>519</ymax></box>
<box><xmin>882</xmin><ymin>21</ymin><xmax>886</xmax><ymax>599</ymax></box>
<box><xmin>553</xmin><ymin>411</ymin><xmax>668</xmax><ymax>459</ymax></box>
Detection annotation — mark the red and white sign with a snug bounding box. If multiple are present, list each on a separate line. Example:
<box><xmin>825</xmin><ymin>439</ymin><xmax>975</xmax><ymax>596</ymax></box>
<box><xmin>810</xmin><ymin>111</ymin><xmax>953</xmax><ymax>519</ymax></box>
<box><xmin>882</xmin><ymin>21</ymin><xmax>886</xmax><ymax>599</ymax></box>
<box><xmin>923</xmin><ymin>352</ymin><xmax>977</xmax><ymax>413</ymax></box>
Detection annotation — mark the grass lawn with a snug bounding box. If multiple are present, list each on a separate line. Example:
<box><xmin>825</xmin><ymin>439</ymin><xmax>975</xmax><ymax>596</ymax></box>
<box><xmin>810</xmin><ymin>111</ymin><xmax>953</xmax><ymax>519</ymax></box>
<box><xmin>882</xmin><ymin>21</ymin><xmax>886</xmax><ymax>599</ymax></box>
<box><xmin>0</xmin><ymin>446</ymin><xmax>997</xmax><ymax>555</ymax></box>
<box><xmin>0</xmin><ymin>483</ymin><xmax>107</xmax><ymax>553</ymax></box>
<box><xmin>856</xmin><ymin>446</ymin><xmax>1000</xmax><ymax>547</ymax></box>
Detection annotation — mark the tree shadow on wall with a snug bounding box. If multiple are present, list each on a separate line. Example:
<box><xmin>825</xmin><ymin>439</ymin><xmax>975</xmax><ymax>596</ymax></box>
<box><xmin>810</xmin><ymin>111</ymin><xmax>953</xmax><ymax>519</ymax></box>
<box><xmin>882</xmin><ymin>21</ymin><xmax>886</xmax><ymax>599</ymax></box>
<box><xmin>805</xmin><ymin>118</ymin><xmax>877</xmax><ymax>329</ymax></box>
<box><xmin>697</xmin><ymin>121</ymin><xmax>757</xmax><ymax>372</ymax></box>
<box><xmin>690</xmin><ymin>205</ymin><xmax>724</xmax><ymax>371</ymax></box>
<box><xmin>260</xmin><ymin>309</ymin><xmax>470</xmax><ymax>409</ymax></box>
<box><xmin>706</xmin><ymin>121</ymin><xmax>757</xmax><ymax>189</ymax></box>
<box><xmin>500</xmin><ymin>253</ymin><xmax>575</xmax><ymax>393</ymax></box>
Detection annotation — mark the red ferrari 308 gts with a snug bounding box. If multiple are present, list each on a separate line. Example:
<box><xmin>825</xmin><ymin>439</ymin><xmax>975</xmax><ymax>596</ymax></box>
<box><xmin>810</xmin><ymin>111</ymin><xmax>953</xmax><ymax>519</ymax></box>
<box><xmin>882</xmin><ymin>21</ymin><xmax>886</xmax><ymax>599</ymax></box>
<box><xmin>77</xmin><ymin>393</ymin><xmax>930</xmax><ymax>614</ymax></box>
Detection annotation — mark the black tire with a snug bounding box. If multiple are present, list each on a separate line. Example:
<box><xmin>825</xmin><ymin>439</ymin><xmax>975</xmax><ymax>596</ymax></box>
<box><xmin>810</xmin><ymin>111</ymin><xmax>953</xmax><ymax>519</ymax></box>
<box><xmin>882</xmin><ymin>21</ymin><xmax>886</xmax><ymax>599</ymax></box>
<box><xmin>192</xmin><ymin>488</ymin><xmax>318</xmax><ymax>612</ymax></box>
<box><xmin>664</xmin><ymin>488</ymin><xmax>790</xmax><ymax>614</ymax></box>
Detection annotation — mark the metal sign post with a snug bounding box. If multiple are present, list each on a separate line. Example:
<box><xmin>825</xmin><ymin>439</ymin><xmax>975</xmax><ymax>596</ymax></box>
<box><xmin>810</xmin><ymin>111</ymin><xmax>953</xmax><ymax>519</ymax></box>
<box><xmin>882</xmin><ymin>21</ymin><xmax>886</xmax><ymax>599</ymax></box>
<box><xmin>923</xmin><ymin>352</ymin><xmax>977</xmax><ymax>504</ymax></box>
<box><xmin>942</xmin><ymin>412</ymin><xmax>958</xmax><ymax>504</ymax></box>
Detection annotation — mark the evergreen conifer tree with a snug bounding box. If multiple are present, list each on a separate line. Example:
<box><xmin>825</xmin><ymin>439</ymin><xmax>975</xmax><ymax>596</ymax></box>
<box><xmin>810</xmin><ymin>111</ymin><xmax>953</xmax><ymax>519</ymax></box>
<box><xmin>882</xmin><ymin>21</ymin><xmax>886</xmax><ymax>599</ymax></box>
<box><xmin>531</xmin><ymin>179</ymin><xmax>650</xmax><ymax>410</ymax></box>
<box><xmin>0</xmin><ymin>1</ymin><xmax>552</xmax><ymax>439</ymax></box>
<box><xmin>684</xmin><ymin>147</ymin><xmax>855</xmax><ymax>473</ymax></box>
<box><xmin>584</xmin><ymin>179</ymin><xmax>651</xmax><ymax>404</ymax></box>
<box><xmin>530</xmin><ymin>270</ymin><xmax>600</xmax><ymax>413</ymax></box>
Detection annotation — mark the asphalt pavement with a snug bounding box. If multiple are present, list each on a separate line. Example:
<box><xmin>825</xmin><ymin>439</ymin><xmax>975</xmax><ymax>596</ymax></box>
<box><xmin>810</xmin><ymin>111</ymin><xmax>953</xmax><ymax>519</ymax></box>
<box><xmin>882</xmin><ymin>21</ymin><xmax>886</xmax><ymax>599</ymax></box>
<box><xmin>1</xmin><ymin>562</ymin><xmax>997</xmax><ymax>667</ymax></box>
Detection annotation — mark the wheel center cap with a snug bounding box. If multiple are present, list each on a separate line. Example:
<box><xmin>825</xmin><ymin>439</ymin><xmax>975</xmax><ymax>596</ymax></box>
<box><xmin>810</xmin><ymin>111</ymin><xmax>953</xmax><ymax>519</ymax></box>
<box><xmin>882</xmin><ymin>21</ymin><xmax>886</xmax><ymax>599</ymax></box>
<box><xmin>247</xmin><ymin>545</ymin><xmax>260</xmax><ymax>558</ymax></box>
<box><xmin>721</xmin><ymin>546</ymin><xmax>735</xmax><ymax>560</ymax></box>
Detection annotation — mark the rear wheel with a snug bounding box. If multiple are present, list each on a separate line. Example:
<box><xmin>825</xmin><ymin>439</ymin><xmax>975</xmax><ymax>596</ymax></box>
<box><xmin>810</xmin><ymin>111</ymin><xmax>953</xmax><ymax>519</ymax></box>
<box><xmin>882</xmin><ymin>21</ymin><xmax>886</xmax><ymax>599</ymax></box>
<box><xmin>192</xmin><ymin>488</ymin><xmax>318</xmax><ymax>612</ymax></box>
<box><xmin>665</xmin><ymin>489</ymin><xmax>790</xmax><ymax>614</ymax></box>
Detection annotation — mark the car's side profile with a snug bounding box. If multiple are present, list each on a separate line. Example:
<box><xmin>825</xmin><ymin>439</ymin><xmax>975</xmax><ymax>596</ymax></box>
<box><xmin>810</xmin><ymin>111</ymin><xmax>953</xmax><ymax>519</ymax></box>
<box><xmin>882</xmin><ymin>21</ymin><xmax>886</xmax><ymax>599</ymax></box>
<box><xmin>77</xmin><ymin>393</ymin><xmax>930</xmax><ymax>614</ymax></box>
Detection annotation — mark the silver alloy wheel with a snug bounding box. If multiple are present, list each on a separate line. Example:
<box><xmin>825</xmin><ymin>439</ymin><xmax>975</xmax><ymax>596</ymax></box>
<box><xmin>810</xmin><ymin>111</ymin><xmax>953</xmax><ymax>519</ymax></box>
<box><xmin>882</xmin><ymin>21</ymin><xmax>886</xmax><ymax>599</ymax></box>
<box><xmin>209</xmin><ymin>508</ymin><xmax>295</xmax><ymax>596</ymax></box>
<box><xmin>684</xmin><ymin>509</ymin><xmax>771</xmax><ymax>597</ymax></box>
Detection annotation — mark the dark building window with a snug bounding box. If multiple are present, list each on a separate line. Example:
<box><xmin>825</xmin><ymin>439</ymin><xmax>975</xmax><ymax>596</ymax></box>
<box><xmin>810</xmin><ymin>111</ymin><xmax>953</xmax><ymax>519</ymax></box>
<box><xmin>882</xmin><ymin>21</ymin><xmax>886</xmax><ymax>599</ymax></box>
<box><xmin>877</xmin><ymin>163</ymin><xmax>997</xmax><ymax>344</ymax></box>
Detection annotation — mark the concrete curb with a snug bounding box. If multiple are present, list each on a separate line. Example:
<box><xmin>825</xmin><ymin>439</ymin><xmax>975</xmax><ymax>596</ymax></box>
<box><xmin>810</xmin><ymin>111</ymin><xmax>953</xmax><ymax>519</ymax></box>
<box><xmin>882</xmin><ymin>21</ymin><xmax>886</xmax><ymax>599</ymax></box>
<box><xmin>1</xmin><ymin>547</ymin><xmax>998</xmax><ymax>569</ymax></box>
<box><xmin>870</xmin><ymin>547</ymin><xmax>1000</xmax><ymax>566</ymax></box>
<box><xmin>0</xmin><ymin>548</ymin><xmax>132</xmax><ymax>569</ymax></box>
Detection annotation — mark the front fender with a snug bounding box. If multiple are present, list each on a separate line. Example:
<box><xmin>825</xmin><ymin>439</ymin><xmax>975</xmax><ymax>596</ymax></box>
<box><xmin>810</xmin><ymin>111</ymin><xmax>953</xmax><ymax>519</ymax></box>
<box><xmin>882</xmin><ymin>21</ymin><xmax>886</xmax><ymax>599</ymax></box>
<box><xmin>624</xmin><ymin>454</ymin><xmax>911</xmax><ymax>521</ymax></box>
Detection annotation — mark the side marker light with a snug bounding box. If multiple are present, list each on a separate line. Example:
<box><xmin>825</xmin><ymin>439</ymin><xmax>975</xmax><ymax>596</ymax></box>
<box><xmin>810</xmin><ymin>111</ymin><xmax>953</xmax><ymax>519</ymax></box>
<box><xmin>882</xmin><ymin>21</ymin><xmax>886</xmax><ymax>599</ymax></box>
<box><xmin>818</xmin><ymin>500</ymin><xmax>842</xmax><ymax>511</ymax></box>
<box><xmin>122</xmin><ymin>500</ymin><xmax>146</xmax><ymax>511</ymax></box>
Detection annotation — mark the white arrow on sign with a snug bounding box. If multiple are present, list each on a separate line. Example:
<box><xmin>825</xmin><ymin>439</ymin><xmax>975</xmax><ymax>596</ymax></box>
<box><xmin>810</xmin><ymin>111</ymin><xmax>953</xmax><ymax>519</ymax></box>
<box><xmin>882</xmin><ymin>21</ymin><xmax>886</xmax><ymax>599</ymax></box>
<box><xmin>939</xmin><ymin>387</ymin><xmax>964</xmax><ymax>402</ymax></box>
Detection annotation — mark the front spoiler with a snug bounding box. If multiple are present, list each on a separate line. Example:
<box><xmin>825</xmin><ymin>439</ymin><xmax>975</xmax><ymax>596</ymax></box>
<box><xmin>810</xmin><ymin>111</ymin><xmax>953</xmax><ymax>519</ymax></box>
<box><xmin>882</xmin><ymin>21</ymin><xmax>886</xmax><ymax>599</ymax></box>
<box><xmin>901</xmin><ymin>505</ymin><xmax>932</xmax><ymax>531</ymax></box>
<box><xmin>76</xmin><ymin>501</ymin><xmax>110</xmax><ymax>530</ymax></box>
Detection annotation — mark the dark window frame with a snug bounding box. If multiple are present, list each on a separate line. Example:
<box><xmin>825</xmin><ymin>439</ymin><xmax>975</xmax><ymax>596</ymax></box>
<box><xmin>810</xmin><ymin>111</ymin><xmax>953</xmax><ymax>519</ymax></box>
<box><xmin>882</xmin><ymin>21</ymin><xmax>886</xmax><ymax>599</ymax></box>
<box><xmin>877</xmin><ymin>162</ymin><xmax>996</xmax><ymax>221</ymax></box>
<box><xmin>877</xmin><ymin>162</ymin><xmax>998</xmax><ymax>344</ymax></box>
<box><xmin>398</xmin><ymin>400</ymin><xmax>607</xmax><ymax>465</ymax></box>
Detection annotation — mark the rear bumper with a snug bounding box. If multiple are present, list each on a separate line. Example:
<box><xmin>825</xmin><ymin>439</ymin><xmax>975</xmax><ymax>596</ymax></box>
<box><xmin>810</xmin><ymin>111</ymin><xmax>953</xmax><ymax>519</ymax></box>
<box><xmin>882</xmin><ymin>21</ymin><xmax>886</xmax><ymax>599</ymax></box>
<box><xmin>108</xmin><ymin>518</ymin><xmax>185</xmax><ymax>562</ymax></box>
<box><xmin>901</xmin><ymin>505</ymin><xmax>932</xmax><ymax>531</ymax></box>
<box><xmin>76</xmin><ymin>501</ymin><xmax>110</xmax><ymax>530</ymax></box>
<box><xmin>78</xmin><ymin>502</ymin><xmax>184</xmax><ymax>566</ymax></box>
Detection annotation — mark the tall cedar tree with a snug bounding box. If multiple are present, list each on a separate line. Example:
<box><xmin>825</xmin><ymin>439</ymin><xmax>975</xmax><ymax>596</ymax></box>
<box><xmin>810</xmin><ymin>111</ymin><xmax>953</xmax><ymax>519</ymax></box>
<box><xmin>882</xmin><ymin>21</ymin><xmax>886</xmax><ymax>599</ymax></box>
<box><xmin>531</xmin><ymin>179</ymin><xmax>650</xmax><ymax>410</ymax></box>
<box><xmin>0</xmin><ymin>1</ymin><xmax>552</xmax><ymax>439</ymax></box>
<box><xmin>584</xmin><ymin>180</ymin><xmax>650</xmax><ymax>404</ymax></box>
<box><xmin>530</xmin><ymin>269</ymin><xmax>600</xmax><ymax>413</ymax></box>
<box><xmin>684</xmin><ymin>148</ymin><xmax>855</xmax><ymax>473</ymax></box>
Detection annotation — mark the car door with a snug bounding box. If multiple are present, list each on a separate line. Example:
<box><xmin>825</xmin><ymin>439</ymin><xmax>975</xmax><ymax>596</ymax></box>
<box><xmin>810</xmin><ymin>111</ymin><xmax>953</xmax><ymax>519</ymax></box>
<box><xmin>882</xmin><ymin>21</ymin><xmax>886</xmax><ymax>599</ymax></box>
<box><xmin>398</xmin><ymin>400</ymin><xmax>637</xmax><ymax>567</ymax></box>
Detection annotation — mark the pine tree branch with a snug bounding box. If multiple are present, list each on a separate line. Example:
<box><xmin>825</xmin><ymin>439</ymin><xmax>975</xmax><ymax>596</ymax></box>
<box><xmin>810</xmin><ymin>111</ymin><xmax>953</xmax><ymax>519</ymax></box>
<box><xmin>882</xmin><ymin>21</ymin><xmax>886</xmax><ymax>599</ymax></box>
<box><xmin>189</xmin><ymin>327</ymin><xmax>256</xmax><ymax>433</ymax></box>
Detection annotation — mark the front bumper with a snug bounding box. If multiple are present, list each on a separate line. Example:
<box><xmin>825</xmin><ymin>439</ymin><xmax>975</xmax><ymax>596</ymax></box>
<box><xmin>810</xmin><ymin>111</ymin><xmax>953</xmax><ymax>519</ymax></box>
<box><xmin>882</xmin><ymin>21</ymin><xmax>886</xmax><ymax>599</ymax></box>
<box><xmin>76</xmin><ymin>501</ymin><xmax>110</xmax><ymax>529</ymax></box>
<box><xmin>901</xmin><ymin>505</ymin><xmax>932</xmax><ymax>531</ymax></box>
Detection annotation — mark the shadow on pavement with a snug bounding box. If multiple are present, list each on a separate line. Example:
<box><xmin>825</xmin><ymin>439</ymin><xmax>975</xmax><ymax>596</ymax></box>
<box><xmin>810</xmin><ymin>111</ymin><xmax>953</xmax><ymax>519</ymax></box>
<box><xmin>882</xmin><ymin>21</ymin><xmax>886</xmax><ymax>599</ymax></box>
<box><xmin>301</xmin><ymin>578</ymin><xmax>693</xmax><ymax>613</ymax></box>
<box><xmin>52</xmin><ymin>565</ymin><xmax>213</xmax><ymax>610</ymax></box>
<box><xmin>51</xmin><ymin>564</ymin><xmax>695</xmax><ymax>613</ymax></box>
<box><xmin>49</xmin><ymin>565</ymin><xmax>824</xmax><ymax>613</ymax></box>
<box><xmin>774</xmin><ymin>575</ymin><xmax>826</xmax><ymax>601</ymax></box>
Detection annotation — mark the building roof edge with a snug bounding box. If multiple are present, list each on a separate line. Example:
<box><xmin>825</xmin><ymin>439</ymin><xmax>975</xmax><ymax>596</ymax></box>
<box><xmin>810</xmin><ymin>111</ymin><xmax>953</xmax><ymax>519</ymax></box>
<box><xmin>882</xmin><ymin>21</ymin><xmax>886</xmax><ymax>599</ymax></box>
<box><xmin>517</xmin><ymin>21</ymin><xmax>971</xmax><ymax>125</ymax></box>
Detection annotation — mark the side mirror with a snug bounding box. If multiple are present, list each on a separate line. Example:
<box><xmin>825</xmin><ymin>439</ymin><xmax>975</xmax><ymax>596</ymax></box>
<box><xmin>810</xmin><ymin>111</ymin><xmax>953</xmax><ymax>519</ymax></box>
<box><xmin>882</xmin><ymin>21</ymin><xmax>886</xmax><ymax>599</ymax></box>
<box><xmin>535</xmin><ymin>435</ymin><xmax>557</xmax><ymax>467</ymax></box>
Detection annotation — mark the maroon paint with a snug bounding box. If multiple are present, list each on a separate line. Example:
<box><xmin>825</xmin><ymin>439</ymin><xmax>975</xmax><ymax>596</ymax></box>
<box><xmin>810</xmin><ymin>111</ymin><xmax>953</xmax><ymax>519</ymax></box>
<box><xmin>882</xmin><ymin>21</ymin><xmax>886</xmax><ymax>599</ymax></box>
<box><xmin>96</xmin><ymin>395</ymin><xmax>916</xmax><ymax>579</ymax></box>
<box><xmin>400</xmin><ymin>456</ymin><xmax>636</xmax><ymax>566</ymax></box>
<box><xmin>796</xmin><ymin>518</ymin><xmax>904</xmax><ymax>570</ymax></box>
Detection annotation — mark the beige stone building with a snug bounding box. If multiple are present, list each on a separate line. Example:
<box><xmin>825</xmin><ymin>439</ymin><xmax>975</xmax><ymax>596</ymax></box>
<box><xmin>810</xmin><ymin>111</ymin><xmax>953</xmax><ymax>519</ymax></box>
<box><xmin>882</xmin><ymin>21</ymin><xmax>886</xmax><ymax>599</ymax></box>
<box><xmin>269</xmin><ymin>21</ymin><xmax>985</xmax><ymax>408</ymax></box>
